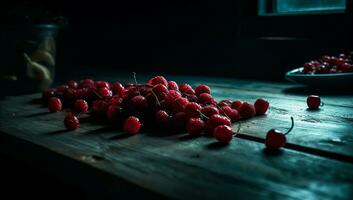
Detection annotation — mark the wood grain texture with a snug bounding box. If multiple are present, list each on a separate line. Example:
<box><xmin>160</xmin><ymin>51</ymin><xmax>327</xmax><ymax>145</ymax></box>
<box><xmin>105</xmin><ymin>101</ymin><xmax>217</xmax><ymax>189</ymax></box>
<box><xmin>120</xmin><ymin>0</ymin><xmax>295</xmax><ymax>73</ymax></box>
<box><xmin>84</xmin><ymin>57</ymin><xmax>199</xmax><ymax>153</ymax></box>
<box><xmin>1</xmin><ymin>87</ymin><xmax>353</xmax><ymax>199</ymax></box>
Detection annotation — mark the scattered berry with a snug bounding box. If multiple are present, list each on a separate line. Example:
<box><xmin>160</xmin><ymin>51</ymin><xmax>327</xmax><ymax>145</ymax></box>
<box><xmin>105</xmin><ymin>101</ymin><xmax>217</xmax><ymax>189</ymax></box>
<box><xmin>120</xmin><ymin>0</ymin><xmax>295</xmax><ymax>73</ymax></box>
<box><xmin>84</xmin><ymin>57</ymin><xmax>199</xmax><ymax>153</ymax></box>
<box><xmin>48</xmin><ymin>97</ymin><xmax>62</xmax><ymax>112</ymax></box>
<box><xmin>195</xmin><ymin>84</ymin><xmax>211</xmax><ymax>96</ymax></box>
<box><xmin>254</xmin><ymin>98</ymin><xmax>269</xmax><ymax>115</ymax></box>
<box><xmin>220</xmin><ymin>106</ymin><xmax>240</xmax><ymax>122</ymax></box>
<box><xmin>123</xmin><ymin>116</ymin><xmax>141</xmax><ymax>134</ymax></box>
<box><xmin>64</xmin><ymin>113</ymin><xmax>79</xmax><ymax>130</ymax></box>
<box><xmin>307</xmin><ymin>95</ymin><xmax>321</xmax><ymax>110</ymax></box>
<box><xmin>205</xmin><ymin>114</ymin><xmax>231</xmax><ymax>134</ymax></box>
<box><xmin>201</xmin><ymin>105</ymin><xmax>219</xmax><ymax>118</ymax></box>
<box><xmin>239</xmin><ymin>102</ymin><xmax>256</xmax><ymax>119</ymax></box>
<box><xmin>214</xmin><ymin>125</ymin><xmax>233</xmax><ymax>144</ymax></box>
<box><xmin>265</xmin><ymin>117</ymin><xmax>294</xmax><ymax>150</ymax></box>
<box><xmin>74</xmin><ymin>99</ymin><xmax>89</xmax><ymax>113</ymax></box>
<box><xmin>231</xmin><ymin>100</ymin><xmax>243</xmax><ymax>111</ymax></box>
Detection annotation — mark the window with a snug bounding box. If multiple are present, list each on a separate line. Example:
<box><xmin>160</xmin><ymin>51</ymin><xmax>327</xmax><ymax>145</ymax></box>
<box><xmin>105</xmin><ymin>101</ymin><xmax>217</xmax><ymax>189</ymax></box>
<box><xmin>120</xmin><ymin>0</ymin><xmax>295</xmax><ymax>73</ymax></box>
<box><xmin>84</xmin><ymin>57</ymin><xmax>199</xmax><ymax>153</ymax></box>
<box><xmin>259</xmin><ymin>0</ymin><xmax>346</xmax><ymax>15</ymax></box>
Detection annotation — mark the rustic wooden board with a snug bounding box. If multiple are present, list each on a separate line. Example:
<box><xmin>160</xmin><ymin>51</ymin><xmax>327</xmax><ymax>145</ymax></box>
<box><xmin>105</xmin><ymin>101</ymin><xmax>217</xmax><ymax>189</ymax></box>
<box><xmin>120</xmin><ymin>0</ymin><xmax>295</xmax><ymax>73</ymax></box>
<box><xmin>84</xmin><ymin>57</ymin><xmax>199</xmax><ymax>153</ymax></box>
<box><xmin>1</xmin><ymin>92</ymin><xmax>353</xmax><ymax>199</ymax></box>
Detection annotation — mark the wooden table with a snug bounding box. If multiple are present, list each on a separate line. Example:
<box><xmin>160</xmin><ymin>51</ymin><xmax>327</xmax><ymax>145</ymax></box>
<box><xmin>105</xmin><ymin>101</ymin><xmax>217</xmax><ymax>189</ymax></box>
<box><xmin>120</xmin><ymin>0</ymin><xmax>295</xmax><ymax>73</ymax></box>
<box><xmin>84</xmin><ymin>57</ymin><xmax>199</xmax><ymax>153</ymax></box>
<box><xmin>1</xmin><ymin>74</ymin><xmax>353</xmax><ymax>199</ymax></box>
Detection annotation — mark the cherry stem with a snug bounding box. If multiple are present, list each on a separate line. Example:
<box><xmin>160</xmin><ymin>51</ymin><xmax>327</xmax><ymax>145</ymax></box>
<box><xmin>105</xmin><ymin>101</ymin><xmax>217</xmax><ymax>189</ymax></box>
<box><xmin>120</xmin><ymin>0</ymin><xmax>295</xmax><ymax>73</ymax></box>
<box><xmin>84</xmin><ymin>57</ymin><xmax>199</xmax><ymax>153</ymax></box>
<box><xmin>233</xmin><ymin>123</ymin><xmax>241</xmax><ymax>136</ymax></box>
<box><xmin>92</xmin><ymin>89</ymin><xmax>103</xmax><ymax>99</ymax></box>
<box><xmin>133</xmin><ymin>72</ymin><xmax>141</xmax><ymax>96</ymax></box>
<box><xmin>150</xmin><ymin>89</ymin><xmax>161</xmax><ymax>107</ymax></box>
<box><xmin>284</xmin><ymin>117</ymin><xmax>294</xmax><ymax>135</ymax></box>
<box><xmin>197</xmin><ymin>110</ymin><xmax>209</xmax><ymax>120</ymax></box>
<box><xmin>215</xmin><ymin>104</ymin><xmax>230</xmax><ymax>120</ymax></box>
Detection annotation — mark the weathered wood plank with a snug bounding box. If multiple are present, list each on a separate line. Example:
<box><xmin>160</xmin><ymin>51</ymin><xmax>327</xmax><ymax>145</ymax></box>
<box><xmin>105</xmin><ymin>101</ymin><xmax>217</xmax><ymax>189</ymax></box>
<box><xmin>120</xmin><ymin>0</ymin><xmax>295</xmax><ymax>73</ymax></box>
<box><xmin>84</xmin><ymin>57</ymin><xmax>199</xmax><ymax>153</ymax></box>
<box><xmin>1</xmin><ymin>94</ymin><xmax>353</xmax><ymax>199</ymax></box>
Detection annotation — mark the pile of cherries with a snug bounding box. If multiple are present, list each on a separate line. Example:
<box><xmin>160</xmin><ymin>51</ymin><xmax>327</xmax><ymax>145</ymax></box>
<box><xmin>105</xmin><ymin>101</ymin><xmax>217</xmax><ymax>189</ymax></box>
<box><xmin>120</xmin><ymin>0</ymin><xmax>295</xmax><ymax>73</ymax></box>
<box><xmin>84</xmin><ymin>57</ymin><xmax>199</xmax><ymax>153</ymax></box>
<box><xmin>300</xmin><ymin>52</ymin><xmax>353</xmax><ymax>74</ymax></box>
<box><xmin>42</xmin><ymin>75</ymin><xmax>272</xmax><ymax>145</ymax></box>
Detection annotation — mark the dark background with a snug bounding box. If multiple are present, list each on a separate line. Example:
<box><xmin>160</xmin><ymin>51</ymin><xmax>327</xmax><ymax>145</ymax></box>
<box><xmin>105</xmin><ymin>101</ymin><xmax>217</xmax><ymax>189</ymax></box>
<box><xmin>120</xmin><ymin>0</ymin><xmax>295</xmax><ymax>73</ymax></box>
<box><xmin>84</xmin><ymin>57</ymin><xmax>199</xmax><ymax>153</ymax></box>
<box><xmin>1</xmin><ymin>1</ymin><xmax>352</xmax><ymax>81</ymax></box>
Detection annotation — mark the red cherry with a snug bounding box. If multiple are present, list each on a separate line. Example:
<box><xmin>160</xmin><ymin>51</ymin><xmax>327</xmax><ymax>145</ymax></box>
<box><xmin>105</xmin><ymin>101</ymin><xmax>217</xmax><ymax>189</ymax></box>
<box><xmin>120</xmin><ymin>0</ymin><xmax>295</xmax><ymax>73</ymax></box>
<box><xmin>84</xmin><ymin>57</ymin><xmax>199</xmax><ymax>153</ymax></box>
<box><xmin>184</xmin><ymin>102</ymin><xmax>202</xmax><ymax>118</ymax></box>
<box><xmin>67</xmin><ymin>80</ymin><xmax>78</xmax><ymax>89</ymax></box>
<box><xmin>201</xmin><ymin>105</ymin><xmax>219</xmax><ymax>118</ymax></box>
<box><xmin>218</xmin><ymin>99</ymin><xmax>232</xmax><ymax>107</ymax></box>
<box><xmin>172</xmin><ymin>112</ymin><xmax>188</xmax><ymax>130</ymax></box>
<box><xmin>213</xmin><ymin>125</ymin><xmax>233</xmax><ymax>144</ymax></box>
<box><xmin>186</xmin><ymin>118</ymin><xmax>205</xmax><ymax>135</ymax></box>
<box><xmin>48</xmin><ymin>97</ymin><xmax>62</xmax><ymax>112</ymax></box>
<box><xmin>111</xmin><ymin>82</ymin><xmax>125</xmax><ymax>96</ymax></box>
<box><xmin>123</xmin><ymin>116</ymin><xmax>141</xmax><ymax>134</ymax></box>
<box><xmin>338</xmin><ymin>63</ymin><xmax>353</xmax><ymax>72</ymax></box>
<box><xmin>254</xmin><ymin>98</ymin><xmax>269</xmax><ymax>115</ymax></box>
<box><xmin>231</xmin><ymin>100</ymin><xmax>242</xmax><ymax>111</ymax></box>
<box><xmin>99</xmin><ymin>87</ymin><xmax>112</xmax><ymax>97</ymax></box>
<box><xmin>130</xmin><ymin>95</ymin><xmax>148</xmax><ymax>110</ymax></box>
<box><xmin>179</xmin><ymin>83</ymin><xmax>195</xmax><ymax>95</ymax></box>
<box><xmin>195</xmin><ymin>84</ymin><xmax>211</xmax><ymax>96</ymax></box>
<box><xmin>220</xmin><ymin>106</ymin><xmax>239</xmax><ymax>122</ymax></box>
<box><xmin>307</xmin><ymin>95</ymin><xmax>321</xmax><ymax>109</ymax></box>
<box><xmin>239</xmin><ymin>102</ymin><xmax>256</xmax><ymax>119</ymax></box>
<box><xmin>56</xmin><ymin>85</ymin><xmax>69</xmax><ymax>93</ymax></box>
<box><xmin>168</xmin><ymin>81</ymin><xmax>179</xmax><ymax>90</ymax></box>
<box><xmin>42</xmin><ymin>89</ymin><xmax>56</xmax><ymax>101</ymax></box>
<box><xmin>152</xmin><ymin>84</ymin><xmax>169</xmax><ymax>98</ymax></box>
<box><xmin>265</xmin><ymin>117</ymin><xmax>294</xmax><ymax>150</ymax></box>
<box><xmin>64</xmin><ymin>113</ymin><xmax>79</xmax><ymax>130</ymax></box>
<box><xmin>149</xmin><ymin>76</ymin><xmax>168</xmax><ymax>86</ymax></box>
<box><xmin>205</xmin><ymin>114</ymin><xmax>231</xmax><ymax>134</ymax></box>
<box><xmin>107</xmin><ymin>105</ymin><xmax>122</xmax><ymax>123</ymax></box>
<box><xmin>92</xmin><ymin>100</ymin><xmax>109</xmax><ymax>116</ymax></box>
<box><xmin>198</xmin><ymin>93</ymin><xmax>217</xmax><ymax>105</ymax></box>
<box><xmin>80</xmin><ymin>79</ymin><xmax>95</xmax><ymax>88</ymax></box>
<box><xmin>171</xmin><ymin>97</ymin><xmax>189</xmax><ymax>113</ymax></box>
<box><xmin>74</xmin><ymin>99</ymin><xmax>89</xmax><ymax>113</ymax></box>
<box><xmin>155</xmin><ymin>110</ymin><xmax>172</xmax><ymax>126</ymax></box>
<box><xmin>96</xmin><ymin>81</ymin><xmax>110</xmax><ymax>89</ymax></box>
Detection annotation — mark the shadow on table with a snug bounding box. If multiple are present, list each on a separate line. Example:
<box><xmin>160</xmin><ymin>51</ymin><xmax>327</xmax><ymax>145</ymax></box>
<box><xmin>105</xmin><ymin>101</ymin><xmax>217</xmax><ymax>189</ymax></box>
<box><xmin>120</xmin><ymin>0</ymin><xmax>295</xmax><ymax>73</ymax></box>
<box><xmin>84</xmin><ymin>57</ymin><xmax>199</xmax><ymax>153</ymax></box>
<box><xmin>283</xmin><ymin>86</ymin><xmax>353</xmax><ymax>96</ymax></box>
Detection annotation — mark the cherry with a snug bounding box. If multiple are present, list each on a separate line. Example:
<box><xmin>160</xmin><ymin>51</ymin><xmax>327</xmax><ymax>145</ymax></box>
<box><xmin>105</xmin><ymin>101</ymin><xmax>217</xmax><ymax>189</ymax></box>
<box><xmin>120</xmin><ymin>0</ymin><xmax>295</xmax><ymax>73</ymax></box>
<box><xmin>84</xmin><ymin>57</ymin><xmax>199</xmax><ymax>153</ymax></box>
<box><xmin>218</xmin><ymin>99</ymin><xmax>232</xmax><ymax>107</ymax></box>
<box><xmin>42</xmin><ymin>89</ymin><xmax>56</xmax><ymax>101</ymax></box>
<box><xmin>198</xmin><ymin>93</ymin><xmax>217</xmax><ymax>105</ymax></box>
<box><xmin>179</xmin><ymin>83</ymin><xmax>195</xmax><ymax>95</ymax></box>
<box><xmin>98</xmin><ymin>87</ymin><xmax>112</xmax><ymax>97</ymax></box>
<box><xmin>184</xmin><ymin>102</ymin><xmax>202</xmax><ymax>118</ymax></box>
<box><xmin>220</xmin><ymin>106</ymin><xmax>239</xmax><ymax>122</ymax></box>
<box><xmin>186</xmin><ymin>118</ymin><xmax>205</xmax><ymax>135</ymax></box>
<box><xmin>67</xmin><ymin>80</ymin><xmax>78</xmax><ymax>89</ymax></box>
<box><xmin>307</xmin><ymin>95</ymin><xmax>321</xmax><ymax>110</ymax></box>
<box><xmin>155</xmin><ymin>110</ymin><xmax>172</xmax><ymax>126</ymax></box>
<box><xmin>111</xmin><ymin>82</ymin><xmax>125</xmax><ymax>96</ymax></box>
<box><xmin>107</xmin><ymin>105</ymin><xmax>122</xmax><ymax>123</ymax></box>
<box><xmin>130</xmin><ymin>95</ymin><xmax>148</xmax><ymax>110</ymax></box>
<box><xmin>152</xmin><ymin>84</ymin><xmax>169</xmax><ymax>98</ymax></box>
<box><xmin>56</xmin><ymin>85</ymin><xmax>69</xmax><ymax>94</ymax></box>
<box><xmin>64</xmin><ymin>113</ymin><xmax>79</xmax><ymax>130</ymax></box>
<box><xmin>74</xmin><ymin>99</ymin><xmax>89</xmax><ymax>113</ymax></box>
<box><xmin>205</xmin><ymin>114</ymin><xmax>231</xmax><ymax>134</ymax></box>
<box><xmin>201</xmin><ymin>105</ymin><xmax>219</xmax><ymax>118</ymax></box>
<box><xmin>148</xmin><ymin>76</ymin><xmax>168</xmax><ymax>86</ymax></box>
<box><xmin>123</xmin><ymin>116</ymin><xmax>141</xmax><ymax>134</ymax></box>
<box><xmin>92</xmin><ymin>100</ymin><xmax>109</xmax><ymax>116</ymax></box>
<box><xmin>231</xmin><ymin>100</ymin><xmax>242</xmax><ymax>111</ymax></box>
<box><xmin>195</xmin><ymin>84</ymin><xmax>210</xmax><ymax>96</ymax></box>
<box><xmin>214</xmin><ymin>125</ymin><xmax>233</xmax><ymax>144</ymax></box>
<box><xmin>171</xmin><ymin>97</ymin><xmax>189</xmax><ymax>113</ymax></box>
<box><xmin>254</xmin><ymin>98</ymin><xmax>269</xmax><ymax>115</ymax></box>
<box><xmin>239</xmin><ymin>102</ymin><xmax>256</xmax><ymax>119</ymax></box>
<box><xmin>172</xmin><ymin>112</ymin><xmax>188</xmax><ymax>130</ymax></box>
<box><xmin>80</xmin><ymin>79</ymin><xmax>95</xmax><ymax>88</ymax></box>
<box><xmin>265</xmin><ymin>117</ymin><xmax>294</xmax><ymax>150</ymax></box>
<box><xmin>168</xmin><ymin>81</ymin><xmax>179</xmax><ymax>90</ymax></box>
<box><xmin>48</xmin><ymin>97</ymin><xmax>62</xmax><ymax>112</ymax></box>
<box><xmin>96</xmin><ymin>81</ymin><xmax>110</xmax><ymax>89</ymax></box>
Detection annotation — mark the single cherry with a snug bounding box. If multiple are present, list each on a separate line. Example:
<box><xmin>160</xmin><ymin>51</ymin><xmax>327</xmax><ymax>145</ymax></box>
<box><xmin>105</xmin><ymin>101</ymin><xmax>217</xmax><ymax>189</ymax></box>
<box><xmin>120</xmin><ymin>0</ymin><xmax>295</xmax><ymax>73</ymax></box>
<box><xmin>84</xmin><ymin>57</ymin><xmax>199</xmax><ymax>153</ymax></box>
<box><xmin>48</xmin><ymin>97</ymin><xmax>62</xmax><ymax>112</ymax></box>
<box><xmin>195</xmin><ymin>84</ymin><xmax>211</xmax><ymax>96</ymax></box>
<box><xmin>213</xmin><ymin>125</ymin><xmax>233</xmax><ymax>144</ymax></box>
<box><xmin>239</xmin><ymin>102</ymin><xmax>256</xmax><ymax>119</ymax></box>
<box><xmin>307</xmin><ymin>95</ymin><xmax>321</xmax><ymax>110</ymax></box>
<box><xmin>74</xmin><ymin>99</ymin><xmax>89</xmax><ymax>113</ymax></box>
<box><xmin>205</xmin><ymin>114</ymin><xmax>231</xmax><ymax>134</ymax></box>
<box><xmin>184</xmin><ymin>102</ymin><xmax>202</xmax><ymax>118</ymax></box>
<box><xmin>186</xmin><ymin>118</ymin><xmax>205</xmax><ymax>135</ymax></box>
<box><xmin>64</xmin><ymin>113</ymin><xmax>79</xmax><ymax>130</ymax></box>
<box><xmin>123</xmin><ymin>116</ymin><xmax>141</xmax><ymax>134</ymax></box>
<box><xmin>265</xmin><ymin>117</ymin><xmax>294</xmax><ymax>150</ymax></box>
<box><xmin>254</xmin><ymin>98</ymin><xmax>269</xmax><ymax>115</ymax></box>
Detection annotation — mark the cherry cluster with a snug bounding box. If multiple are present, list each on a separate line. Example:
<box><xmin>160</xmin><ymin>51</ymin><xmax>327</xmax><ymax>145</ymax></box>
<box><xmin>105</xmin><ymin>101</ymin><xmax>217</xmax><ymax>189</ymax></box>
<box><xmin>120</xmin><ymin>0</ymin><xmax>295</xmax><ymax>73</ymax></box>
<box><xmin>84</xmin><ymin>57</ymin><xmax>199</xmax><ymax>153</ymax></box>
<box><xmin>301</xmin><ymin>53</ymin><xmax>353</xmax><ymax>74</ymax></box>
<box><xmin>42</xmin><ymin>75</ymin><xmax>270</xmax><ymax>144</ymax></box>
